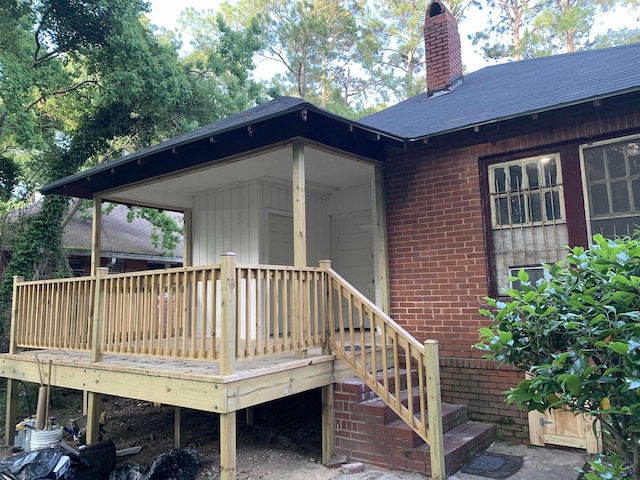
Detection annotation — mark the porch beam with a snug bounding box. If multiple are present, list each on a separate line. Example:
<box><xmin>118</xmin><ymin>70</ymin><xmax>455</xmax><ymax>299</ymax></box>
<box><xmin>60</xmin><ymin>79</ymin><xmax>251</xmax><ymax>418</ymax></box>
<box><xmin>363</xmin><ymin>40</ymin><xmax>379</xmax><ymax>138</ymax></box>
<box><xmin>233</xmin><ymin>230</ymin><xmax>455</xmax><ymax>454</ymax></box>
<box><xmin>91</xmin><ymin>195</ymin><xmax>103</xmax><ymax>273</ymax></box>
<box><xmin>373</xmin><ymin>166</ymin><xmax>390</xmax><ymax>314</ymax></box>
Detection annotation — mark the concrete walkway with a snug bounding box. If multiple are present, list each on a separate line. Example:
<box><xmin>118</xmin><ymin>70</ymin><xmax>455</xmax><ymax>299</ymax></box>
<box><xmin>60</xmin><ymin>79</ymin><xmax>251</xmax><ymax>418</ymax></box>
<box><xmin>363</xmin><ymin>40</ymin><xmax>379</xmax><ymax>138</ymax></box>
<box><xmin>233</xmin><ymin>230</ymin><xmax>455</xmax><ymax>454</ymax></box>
<box><xmin>450</xmin><ymin>442</ymin><xmax>589</xmax><ymax>480</ymax></box>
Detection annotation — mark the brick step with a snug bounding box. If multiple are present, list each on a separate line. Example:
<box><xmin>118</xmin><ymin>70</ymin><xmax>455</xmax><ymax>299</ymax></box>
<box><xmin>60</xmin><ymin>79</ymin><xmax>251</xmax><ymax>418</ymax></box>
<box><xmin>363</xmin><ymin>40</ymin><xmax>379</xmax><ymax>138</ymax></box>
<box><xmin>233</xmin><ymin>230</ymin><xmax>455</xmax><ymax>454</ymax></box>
<box><xmin>411</xmin><ymin>421</ymin><xmax>496</xmax><ymax>475</ymax></box>
<box><xmin>343</xmin><ymin>421</ymin><xmax>495</xmax><ymax>476</ymax></box>
<box><xmin>336</xmin><ymin>369</ymin><xmax>415</xmax><ymax>403</ymax></box>
<box><xmin>358</xmin><ymin>387</ymin><xmax>465</xmax><ymax>429</ymax></box>
<box><xmin>384</xmin><ymin>403</ymin><xmax>470</xmax><ymax>448</ymax></box>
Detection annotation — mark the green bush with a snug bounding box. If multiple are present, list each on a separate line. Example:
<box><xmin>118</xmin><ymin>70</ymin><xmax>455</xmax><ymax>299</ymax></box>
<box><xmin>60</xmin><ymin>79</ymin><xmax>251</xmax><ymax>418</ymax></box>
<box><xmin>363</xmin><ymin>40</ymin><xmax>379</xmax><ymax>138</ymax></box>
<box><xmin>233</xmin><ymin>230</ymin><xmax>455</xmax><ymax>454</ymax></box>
<box><xmin>475</xmin><ymin>233</ymin><xmax>640</xmax><ymax>479</ymax></box>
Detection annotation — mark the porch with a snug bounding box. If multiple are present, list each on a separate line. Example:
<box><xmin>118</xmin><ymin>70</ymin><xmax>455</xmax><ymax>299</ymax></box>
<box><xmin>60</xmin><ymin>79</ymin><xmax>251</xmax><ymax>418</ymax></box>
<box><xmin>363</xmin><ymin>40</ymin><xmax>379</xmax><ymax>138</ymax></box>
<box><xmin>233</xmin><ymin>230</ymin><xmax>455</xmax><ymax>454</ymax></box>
<box><xmin>2</xmin><ymin>259</ymin><xmax>447</xmax><ymax>480</ymax></box>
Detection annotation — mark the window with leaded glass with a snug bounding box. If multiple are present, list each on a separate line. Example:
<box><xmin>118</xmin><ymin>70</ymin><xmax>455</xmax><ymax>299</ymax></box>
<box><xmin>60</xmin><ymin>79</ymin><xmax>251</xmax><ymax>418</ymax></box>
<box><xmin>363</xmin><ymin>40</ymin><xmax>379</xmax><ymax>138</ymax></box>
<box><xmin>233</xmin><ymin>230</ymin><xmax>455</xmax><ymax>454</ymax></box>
<box><xmin>582</xmin><ymin>136</ymin><xmax>640</xmax><ymax>238</ymax></box>
<box><xmin>489</xmin><ymin>155</ymin><xmax>564</xmax><ymax>227</ymax></box>
<box><xmin>487</xmin><ymin>154</ymin><xmax>568</xmax><ymax>294</ymax></box>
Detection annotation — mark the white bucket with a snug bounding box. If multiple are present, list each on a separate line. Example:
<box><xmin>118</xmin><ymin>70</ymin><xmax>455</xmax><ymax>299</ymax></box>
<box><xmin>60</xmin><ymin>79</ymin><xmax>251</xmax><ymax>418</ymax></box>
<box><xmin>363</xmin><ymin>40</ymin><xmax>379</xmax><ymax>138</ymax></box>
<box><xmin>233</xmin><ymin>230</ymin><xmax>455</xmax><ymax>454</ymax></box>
<box><xmin>30</xmin><ymin>427</ymin><xmax>62</xmax><ymax>450</ymax></box>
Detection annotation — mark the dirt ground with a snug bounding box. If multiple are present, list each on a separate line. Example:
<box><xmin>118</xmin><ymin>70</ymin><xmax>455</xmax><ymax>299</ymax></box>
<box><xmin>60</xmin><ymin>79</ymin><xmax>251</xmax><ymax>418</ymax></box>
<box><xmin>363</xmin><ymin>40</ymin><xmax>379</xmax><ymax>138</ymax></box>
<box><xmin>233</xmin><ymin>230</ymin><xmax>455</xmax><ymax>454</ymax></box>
<box><xmin>4</xmin><ymin>387</ymin><xmax>428</xmax><ymax>480</ymax></box>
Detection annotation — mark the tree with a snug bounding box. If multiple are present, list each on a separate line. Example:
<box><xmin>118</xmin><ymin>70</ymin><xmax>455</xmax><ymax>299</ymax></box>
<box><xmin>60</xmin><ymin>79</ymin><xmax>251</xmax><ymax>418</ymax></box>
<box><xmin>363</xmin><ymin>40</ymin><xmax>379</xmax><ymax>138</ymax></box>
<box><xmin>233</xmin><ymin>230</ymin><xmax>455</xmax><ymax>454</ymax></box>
<box><xmin>469</xmin><ymin>0</ymin><xmax>541</xmax><ymax>60</ymax></box>
<box><xmin>178</xmin><ymin>8</ymin><xmax>268</xmax><ymax>119</ymax></box>
<box><xmin>476</xmin><ymin>233</ymin><xmax>640</xmax><ymax>479</ymax></box>
<box><xmin>0</xmin><ymin>0</ymin><xmax>264</xmax><ymax>335</ymax></box>
<box><xmin>471</xmin><ymin>0</ymin><xmax>640</xmax><ymax>59</ymax></box>
<box><xmin>226</xmin><ymin>0</ymin><xmax>378</xmax><ymax>114</ymax></box>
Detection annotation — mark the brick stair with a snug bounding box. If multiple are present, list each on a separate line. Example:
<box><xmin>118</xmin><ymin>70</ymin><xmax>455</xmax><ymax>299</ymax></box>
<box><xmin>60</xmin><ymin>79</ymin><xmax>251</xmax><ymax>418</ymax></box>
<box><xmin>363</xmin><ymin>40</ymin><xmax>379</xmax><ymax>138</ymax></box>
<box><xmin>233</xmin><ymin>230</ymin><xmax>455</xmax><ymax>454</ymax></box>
<box><xmin>335</xmin><ymin>369</ymin><xmax>495</xmax><ymax>476</ymax></box>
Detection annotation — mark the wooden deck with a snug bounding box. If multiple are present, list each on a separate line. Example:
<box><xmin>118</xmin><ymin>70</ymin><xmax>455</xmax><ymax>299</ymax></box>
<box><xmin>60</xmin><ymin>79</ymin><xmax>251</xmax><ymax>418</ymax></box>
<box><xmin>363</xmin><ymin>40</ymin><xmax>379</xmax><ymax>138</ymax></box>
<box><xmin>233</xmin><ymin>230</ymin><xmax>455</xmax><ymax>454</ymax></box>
<box><xmin>2</xmin><ymin>260</ymin><xmax>448</xmax><ymax>480</ymax></box>
<box><xmin>0</xmin><ymin>348</ymin><xmax>355</xmax><ymax>414</ymax></box>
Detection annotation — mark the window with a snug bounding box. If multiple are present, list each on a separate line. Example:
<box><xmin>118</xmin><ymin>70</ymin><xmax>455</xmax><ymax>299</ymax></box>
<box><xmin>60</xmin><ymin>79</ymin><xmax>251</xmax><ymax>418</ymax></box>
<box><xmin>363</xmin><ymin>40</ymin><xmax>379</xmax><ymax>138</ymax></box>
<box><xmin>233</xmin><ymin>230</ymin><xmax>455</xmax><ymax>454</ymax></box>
<box><xmin>489</xmin><ymin>155</ymin><xmax>564</xmax><ymax>227</ymax></box>
<box><xmin>487</xmin><ymin>154</ymin><xmax>568</xmax><ymax>294</ymax></box>
<box><xmin>582</xmin><ymin>136</ymin><xmax>640</xmax><ymax>238</ymax></box>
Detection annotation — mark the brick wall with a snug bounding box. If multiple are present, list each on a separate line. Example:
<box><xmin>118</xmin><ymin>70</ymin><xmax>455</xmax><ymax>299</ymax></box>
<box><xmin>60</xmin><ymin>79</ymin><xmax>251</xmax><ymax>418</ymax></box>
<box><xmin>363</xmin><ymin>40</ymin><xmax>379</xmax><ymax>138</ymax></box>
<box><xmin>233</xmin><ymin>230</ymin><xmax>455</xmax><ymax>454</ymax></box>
<box><xmin>440</xmin><ymin>357</ymin><xmax>528</xmax><ymax>443</ymax></box>
<box><xmin>384</xmin><ymin>94</ymin><xmax>640</xmax><ymax>442</ymax></box>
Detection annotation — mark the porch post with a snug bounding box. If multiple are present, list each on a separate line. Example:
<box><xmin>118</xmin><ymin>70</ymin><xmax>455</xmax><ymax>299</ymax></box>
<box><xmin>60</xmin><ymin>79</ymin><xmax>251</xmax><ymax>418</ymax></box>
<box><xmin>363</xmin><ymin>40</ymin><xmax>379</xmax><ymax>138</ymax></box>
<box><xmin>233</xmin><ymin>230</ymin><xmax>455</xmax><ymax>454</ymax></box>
<box><xmin>373</xmin><ymin>165</ymin><xmax>390</xmax><ymax>314</ymax></box>
<box><xmin>424</xmin><ymin>340</ymin><xmax>445</xmax><ymax>480</ymax></box>
<box><xmin>86</xmin><ymin>267</ymin><xmax>108</xmax><ymax>444</ymax></box>
<box><xmin>220</xmin><ymin>253</ymin><xmax>237</xmax><ymax>376</ymax></box>
<box><xmin>91</xmin><ymin>195</ymin><xmax>103</xmax><ymax>273</ymax></box>
<box><xmin>292</xmin><ymin>140</ymin><xmax>307</xmax><ymax>357</ymax></box>
<box><xmin>183</xmin><ymin>209</ymin><xmax>193</xmax><ymax>267</ymax></box>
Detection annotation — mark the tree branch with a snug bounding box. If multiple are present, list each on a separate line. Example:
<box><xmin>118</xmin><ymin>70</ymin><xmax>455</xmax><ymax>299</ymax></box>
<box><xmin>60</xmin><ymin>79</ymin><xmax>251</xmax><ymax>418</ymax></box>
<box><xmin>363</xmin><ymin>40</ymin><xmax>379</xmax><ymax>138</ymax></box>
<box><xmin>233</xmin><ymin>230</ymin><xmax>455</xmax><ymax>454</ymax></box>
<box><xmin>24</xmin><ymin>79</ymin><xmax>99</xmax><ymax>112</ymax></box>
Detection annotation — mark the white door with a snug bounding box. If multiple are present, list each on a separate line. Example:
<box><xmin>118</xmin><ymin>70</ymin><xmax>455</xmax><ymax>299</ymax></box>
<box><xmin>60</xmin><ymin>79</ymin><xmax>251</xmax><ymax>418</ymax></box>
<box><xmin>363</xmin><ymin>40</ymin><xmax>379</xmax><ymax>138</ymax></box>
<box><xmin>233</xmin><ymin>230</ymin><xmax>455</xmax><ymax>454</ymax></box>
<box><xmin>331</xmin><ymin>210</ymin><xmax>375</xmax><ymax>298</ymax></box>
<box><xmin>268</xmin><ymin>212</ymin><xmax>294</xmax><ymax>266</ymax></box>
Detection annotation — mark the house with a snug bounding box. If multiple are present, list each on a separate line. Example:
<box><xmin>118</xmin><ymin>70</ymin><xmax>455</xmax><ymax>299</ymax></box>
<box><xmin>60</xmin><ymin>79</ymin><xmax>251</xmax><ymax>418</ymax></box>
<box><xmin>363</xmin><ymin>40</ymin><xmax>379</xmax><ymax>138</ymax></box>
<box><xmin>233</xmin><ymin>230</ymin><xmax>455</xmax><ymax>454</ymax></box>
<box><xmin>1</xmin><ymin>0</ymin><xmax>638</xmax><ymax>477</ymax></box>
<box><xmin>1</xmin><ymin>203</ymin><xmax>182</xmax><ymax>278</ymax></box>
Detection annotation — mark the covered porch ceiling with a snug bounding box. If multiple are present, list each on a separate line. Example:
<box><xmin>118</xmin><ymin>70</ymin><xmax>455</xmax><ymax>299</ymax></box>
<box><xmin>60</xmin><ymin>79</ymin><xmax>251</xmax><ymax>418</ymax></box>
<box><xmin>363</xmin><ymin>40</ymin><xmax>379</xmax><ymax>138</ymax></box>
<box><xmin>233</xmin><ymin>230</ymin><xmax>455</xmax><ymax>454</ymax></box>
<box><xmin>40</xmin><ymin>97</ymin><xmax>405</xmax><ymax>210</ymax></box>
<box><xmin>103</xmin><ymin>143</ymin><xmax>378</xmax><ymax>210</ymax></box>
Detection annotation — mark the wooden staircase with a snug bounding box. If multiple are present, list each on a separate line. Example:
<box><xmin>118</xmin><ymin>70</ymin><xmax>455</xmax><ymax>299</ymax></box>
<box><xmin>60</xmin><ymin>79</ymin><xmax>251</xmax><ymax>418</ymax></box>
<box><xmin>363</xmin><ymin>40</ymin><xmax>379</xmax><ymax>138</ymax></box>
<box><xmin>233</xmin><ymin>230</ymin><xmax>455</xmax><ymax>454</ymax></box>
<box><xmin>334</xmin><ymin>369</ymin><xmax>495</xmax><ymax>476</ymax></box>
<box><xmin>322</xmin><ymin>265</ymin><xmax>495</xmax><ymax>478</ymax></box>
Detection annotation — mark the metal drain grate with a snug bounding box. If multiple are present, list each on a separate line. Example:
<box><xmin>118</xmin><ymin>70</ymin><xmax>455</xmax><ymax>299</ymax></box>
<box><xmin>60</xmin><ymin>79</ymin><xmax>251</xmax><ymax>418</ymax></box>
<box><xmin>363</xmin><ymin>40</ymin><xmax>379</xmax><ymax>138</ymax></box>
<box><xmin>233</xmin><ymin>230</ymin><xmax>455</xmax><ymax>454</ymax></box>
<box><xmin>460</xmin><ymin>452</ymin><xmax>523</xmax><ymax>479</ymax></box>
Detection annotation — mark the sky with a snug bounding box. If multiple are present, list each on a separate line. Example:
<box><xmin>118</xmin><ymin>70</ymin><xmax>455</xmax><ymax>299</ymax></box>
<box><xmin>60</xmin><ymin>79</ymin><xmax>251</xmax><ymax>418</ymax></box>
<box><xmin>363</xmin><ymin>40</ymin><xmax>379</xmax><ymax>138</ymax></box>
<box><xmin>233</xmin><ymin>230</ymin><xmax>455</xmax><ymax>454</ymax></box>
<box><xmin>146</xmin><ymin>0</ymin><xmax>639</xmax><ymax>80</ymax></box>
<box><xmin>146</xmin><ymin>0</ymin><xmax>496</xmax><ymax>78</ymax></box>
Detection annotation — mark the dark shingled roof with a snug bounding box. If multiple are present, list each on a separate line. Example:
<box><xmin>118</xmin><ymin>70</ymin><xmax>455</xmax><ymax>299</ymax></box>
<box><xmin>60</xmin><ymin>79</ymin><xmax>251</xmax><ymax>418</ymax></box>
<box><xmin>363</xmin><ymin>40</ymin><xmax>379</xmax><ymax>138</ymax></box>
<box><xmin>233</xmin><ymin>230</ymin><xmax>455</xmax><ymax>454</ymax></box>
<box><xmin>360</xmin><ymin>43</ymin><xmax>640</xmax><ymax>140</ymax></box>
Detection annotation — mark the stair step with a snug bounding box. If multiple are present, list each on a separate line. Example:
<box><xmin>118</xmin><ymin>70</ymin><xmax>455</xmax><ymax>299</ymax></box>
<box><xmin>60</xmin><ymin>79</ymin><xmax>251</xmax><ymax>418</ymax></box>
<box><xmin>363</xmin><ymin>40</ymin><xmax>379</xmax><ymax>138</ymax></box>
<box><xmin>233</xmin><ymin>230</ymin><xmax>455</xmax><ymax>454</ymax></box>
<box><xmin>384</xmin><ymin>404</ymin><xmax>469</xmax><ymax>447</ymax></box>
<box><xmin>359</xmin><ymin>388</ymin><xmax>467</xmax><ymax>428</ymax></box>
<box><xmin>382</xmin><ymin>421</ymin><xmax>495</xmax><ymax>475</ymax></box>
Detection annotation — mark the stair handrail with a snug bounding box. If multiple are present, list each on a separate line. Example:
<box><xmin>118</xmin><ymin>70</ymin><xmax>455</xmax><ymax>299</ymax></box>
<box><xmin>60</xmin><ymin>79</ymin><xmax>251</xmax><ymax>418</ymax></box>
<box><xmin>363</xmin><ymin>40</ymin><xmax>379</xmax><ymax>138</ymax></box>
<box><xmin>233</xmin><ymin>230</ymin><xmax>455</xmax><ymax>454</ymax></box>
<box><xmin>320</xmin><ymin>261</ymin><xmax>446</xmax><ymax>480</ymax></box>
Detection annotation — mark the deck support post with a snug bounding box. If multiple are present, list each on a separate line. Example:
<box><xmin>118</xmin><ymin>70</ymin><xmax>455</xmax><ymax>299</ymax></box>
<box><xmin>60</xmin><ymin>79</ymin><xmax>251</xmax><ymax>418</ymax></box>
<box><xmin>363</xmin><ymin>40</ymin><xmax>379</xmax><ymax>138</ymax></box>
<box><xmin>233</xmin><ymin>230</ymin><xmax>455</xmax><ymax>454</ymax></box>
<box><xmin>219</xmin><ymin>411</ymin><xmax>237</xmax><ymax>480</ymax></box>
<box><xmin>6</xmin><ymin>275</ymin><xmax>25</xmax><ymax>445</ymax></box>
<box><xmin>5</xmin><ymin>379</ymin><xmax>19</xmax><ymax>447</ymax></box>
<box><xmin>86</xmin><ymin>392</ymin><xmax>102</xmax><ymax>445</ymax></box>
<box><xmin>321</xmin><ymin>384</ymin><xmax>335</xmax><ymax>463</ymax></box>
<box><xmin>292</xmin><ymin>140</ymin><xmax>307</xmax><ymax>359</ymax></box>
<box><xmin>424</xmin><ymin>340</ymin><xmax>445</xmax><ymax>480</ymax></box>
<box><xmin>174</xmin><ymin>407</ymin><xmax>186</xmax><ymax>449</ymax></box>
<box><xmin>220</xmin><ymin>253</ymin><xmax>236</xmax><ymax>376</ymax></box>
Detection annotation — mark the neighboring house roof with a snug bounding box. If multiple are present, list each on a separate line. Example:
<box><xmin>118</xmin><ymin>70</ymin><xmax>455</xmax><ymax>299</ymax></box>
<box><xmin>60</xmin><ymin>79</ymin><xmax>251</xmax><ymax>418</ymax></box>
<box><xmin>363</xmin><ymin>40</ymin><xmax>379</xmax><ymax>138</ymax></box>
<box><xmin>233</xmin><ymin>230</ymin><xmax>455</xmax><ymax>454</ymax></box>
<box><xmin>64</xmin><ymin>204</ymin><xmax>183</xmax><ymax>262</ymax></box>
<box><xmin>360</xmin><ymin>43</ymin><xmax>640</xmax><ymax>140</ymax></box>
<box><xmin>4</xmin><ymin>203</ymin><xmax>183</xmax><ymax>262</ymax></box>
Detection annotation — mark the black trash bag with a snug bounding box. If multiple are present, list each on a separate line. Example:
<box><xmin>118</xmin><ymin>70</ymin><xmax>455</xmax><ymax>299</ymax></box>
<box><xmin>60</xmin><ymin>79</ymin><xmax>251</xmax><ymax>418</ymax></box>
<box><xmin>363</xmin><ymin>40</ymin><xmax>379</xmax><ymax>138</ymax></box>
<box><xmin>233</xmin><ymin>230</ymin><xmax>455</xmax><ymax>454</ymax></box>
<box><xmin>109</xmin><ymin>450</ymin><xmax>199</xmax><ymax>480</ymax></box>
<box><xmin>0</xmin><ymin>447</ymin><xmax>78</xmax><ymax>480</ymax></box>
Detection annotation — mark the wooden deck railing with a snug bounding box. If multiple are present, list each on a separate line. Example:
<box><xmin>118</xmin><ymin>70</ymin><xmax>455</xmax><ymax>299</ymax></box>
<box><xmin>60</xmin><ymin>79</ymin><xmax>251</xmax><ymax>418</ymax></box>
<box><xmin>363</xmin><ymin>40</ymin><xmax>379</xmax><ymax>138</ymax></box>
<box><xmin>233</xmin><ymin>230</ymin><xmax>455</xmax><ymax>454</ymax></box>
<box><xmin>13</xmin><ymin>276</ymin><xmax>95</xmax><ymax>351</ymax></box>
<box><xmin>10</xmin><ymin>257</ymin><xmax>445</xmax><ymax>479</ymax></box>
<box><xmin>322</xmin><ymin>264</ymin><xmax>445</xmax><ymax>479</ymax></box>
<box><xmin>11</xmin><ymin>259</ymin><xmax>327</xmax><ymax>363</ymax></box>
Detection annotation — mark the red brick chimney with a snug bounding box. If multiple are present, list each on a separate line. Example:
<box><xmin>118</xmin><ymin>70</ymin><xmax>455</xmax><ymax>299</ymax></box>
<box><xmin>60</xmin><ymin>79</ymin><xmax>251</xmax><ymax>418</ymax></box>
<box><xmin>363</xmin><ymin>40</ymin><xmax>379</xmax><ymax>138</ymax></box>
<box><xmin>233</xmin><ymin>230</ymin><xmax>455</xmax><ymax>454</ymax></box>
<box><xmin>424</xmin><ymin>0</ymin><xmax>463</xmax><ymax>96</ymax></box>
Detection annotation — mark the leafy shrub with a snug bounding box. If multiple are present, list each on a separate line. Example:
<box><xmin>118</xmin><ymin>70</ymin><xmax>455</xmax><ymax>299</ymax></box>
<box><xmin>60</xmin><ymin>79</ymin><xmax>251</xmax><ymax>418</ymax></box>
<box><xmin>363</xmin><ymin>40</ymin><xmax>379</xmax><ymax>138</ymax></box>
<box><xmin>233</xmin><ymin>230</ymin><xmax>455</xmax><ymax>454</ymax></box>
<box><xmin>475</xmin><ymin>233</ymin><xmax>640</xmax><ymax>479</ymax></box>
